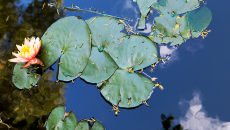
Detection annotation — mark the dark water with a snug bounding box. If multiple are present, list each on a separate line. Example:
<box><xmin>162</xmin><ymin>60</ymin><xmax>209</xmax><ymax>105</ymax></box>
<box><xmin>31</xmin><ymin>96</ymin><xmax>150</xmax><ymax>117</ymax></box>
<box><xmin>0</xmin><ymin>0</ymin><xmax>230</xmax><ymax>130</ymax></box>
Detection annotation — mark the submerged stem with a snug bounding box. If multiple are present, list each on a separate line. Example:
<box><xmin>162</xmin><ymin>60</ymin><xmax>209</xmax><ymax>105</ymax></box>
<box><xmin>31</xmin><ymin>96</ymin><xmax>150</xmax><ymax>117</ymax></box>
<box><xmin>64</xmin><ymin>7</ymin><xmax>127</xmax><ymax>20</ymax></box>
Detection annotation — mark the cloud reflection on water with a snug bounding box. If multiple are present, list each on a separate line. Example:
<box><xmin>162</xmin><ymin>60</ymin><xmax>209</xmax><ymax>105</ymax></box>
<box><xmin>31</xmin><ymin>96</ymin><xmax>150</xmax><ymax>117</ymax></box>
<box><xmin>158</xmin><ymin>45</ymin><xmax>180</xmax><ymax>69</ymax></box>
<box><xmin>179</xmin><ymin>91</ymin><xmax>230</xmax><ymax>130</ymax></box>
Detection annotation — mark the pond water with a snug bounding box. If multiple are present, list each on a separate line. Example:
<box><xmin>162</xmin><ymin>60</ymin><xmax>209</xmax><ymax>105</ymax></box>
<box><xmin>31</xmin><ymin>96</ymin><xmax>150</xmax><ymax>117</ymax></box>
<box><xmin>0</xmin><ymin>0</ymin><xmax>230</xmax><ymax>130</ymax></box>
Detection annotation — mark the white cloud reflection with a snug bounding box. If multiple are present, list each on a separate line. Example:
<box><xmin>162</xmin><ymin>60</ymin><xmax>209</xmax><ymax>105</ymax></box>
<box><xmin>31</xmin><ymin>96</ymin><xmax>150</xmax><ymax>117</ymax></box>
<box><xmin>158</xmin><ymin>45</ymin><xmax>180</xmax><ymax>68</ymax></box>
<box><xmin>179</xmin><ymin>92</ymin><xmax>230</xmax><ymax>130</ymax></box>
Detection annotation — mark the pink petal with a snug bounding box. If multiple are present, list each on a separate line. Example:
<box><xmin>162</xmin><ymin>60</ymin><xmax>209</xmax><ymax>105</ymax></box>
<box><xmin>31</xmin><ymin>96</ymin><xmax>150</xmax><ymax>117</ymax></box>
<box><xmin>12</xmin><ymin>52</ymin><xmax>22</xmax><ymax>58</ymax></box>
<box><xmin>20</xmin><ymin>58</ymin><xmax>44</xmax><ymax>69</ymax></box>
<box><xmin>16</xmin><ymin>45</ymin><xmax>22</xmax><ymax>52</ymax></box>
<box><xmin>29</xmin><ymin>58</ymin><xmax>44</xmax><ymax>66</ymax></box>
<box><xmin>29</xmin><ymin>45</ymin><xmax>36</xmax><ymax>59</ymax></box>
<box><xmin>8</xmin><ymin>57</ymin><xmax>29</xmax><ymax>63</ymax></box>
<box><xmin>25</xmin><ymin>38</ymin><xmax>30</xmax><ymax>47</ymax></box>
<box><xmin>30</xmin><ymin>37</ymin><xmax>36</xmax><ymax>47</ymax></box>
<box><xmin>34</xmin><ymin>37</ymin><xmax>41</xmax><ymax>55</ymax></box>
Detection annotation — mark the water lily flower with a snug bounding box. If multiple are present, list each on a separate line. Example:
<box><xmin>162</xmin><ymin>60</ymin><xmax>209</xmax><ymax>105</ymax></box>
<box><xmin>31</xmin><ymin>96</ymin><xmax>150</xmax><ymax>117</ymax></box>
<box><xmin>9</xmin><ymin>37</ymin><xmax>44</xmax><ymax>69</ymax></box>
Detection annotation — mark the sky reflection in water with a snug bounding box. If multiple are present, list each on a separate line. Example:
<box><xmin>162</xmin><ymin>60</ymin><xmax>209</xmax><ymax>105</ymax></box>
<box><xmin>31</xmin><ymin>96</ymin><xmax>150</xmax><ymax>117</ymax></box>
<box><xmin>1</xmin><ymin>0</ymin><xmax>230</xmax><ymax>129</ymax></box>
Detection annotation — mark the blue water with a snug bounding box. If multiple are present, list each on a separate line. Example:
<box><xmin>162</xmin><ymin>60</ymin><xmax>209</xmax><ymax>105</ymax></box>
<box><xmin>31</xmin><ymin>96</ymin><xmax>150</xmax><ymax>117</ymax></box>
<box><xmin>1</xmin><ymin>0</ymin><xmax>230</xmax><ymax>129</ymax></box>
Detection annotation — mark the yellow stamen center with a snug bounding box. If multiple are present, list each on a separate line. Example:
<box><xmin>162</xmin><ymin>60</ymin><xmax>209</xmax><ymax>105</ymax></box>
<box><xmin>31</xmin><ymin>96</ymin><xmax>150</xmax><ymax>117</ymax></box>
<box><xmin>20</xmin><ymin>44</ymin><xmax>30</xmax><ymax>56</ymax></box>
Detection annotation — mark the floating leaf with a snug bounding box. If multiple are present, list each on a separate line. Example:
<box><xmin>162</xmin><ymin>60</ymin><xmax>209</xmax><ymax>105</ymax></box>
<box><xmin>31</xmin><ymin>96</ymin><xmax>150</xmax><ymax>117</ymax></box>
<box><xmin>175</xmin><ymin>14</ymin><xmax>191</xmax><ymax>39</ymax></box>
<box><xmin>12</xmin><ymin>63</ymin><xmax>39</xmax><ymax>89</ymax></box>
<box><xmin>91</xmin><ymin>121</ymin><xmax>105</xmax><ymax>130</ymax></box>
<box><xmin>46</xmin><ymin>106</ymin><xmax>77</xmax><ymax>130</ymax></box>
<box><xmin>187</xmin><ymin>6</ymin><xmax>212</xmax><ymax>38</ymax></box>
<box><xmin>80</xmin><ymin>47</ymin><xmax>118</xmax><ymax>83</ymax></box>
<box><xmin>153</xmin><ymin>0</ymin><xmax>200</xmax><ymax>15</ymax></box>
<box><xmin>80</xmin><ymin>16</ymin><xmax>125</xmax><ymax>83</ymax></box>
<box><xmin>149</xmin><ymin>0</ymin><xmax>205</xmax><ymax>46</ymax></box>
<box><xmin>150</xmin><ymin>13</ymin><xmax>185</xmax><ymax>46</ymax></box>
<box><xmin>75</xmin><ymin>120</ymin><xmax>90</xmax><ymax>130</ymax></box>
<box><xmin>85</xmin><ymin>16</ymin><xmax>126</xmax><ymax>48</ymax></box>
<box><xmin>100</xmin><ymin>69</ymin><xmax>155</xmax><ymax>108</ymax></box>
<box><xmin>133</xmin><ymin>0</ymin><xmax>157</xmax><ymax>29</ymax></box>
<box><xmin>39</xmin><ymin>16</ymin><xmax>91</xmax><ymax>81</ymax></box>
<box><xmin>105</xmin><ymin>35</ymin><xmax>158</xmax><ymax>71</ymax></box>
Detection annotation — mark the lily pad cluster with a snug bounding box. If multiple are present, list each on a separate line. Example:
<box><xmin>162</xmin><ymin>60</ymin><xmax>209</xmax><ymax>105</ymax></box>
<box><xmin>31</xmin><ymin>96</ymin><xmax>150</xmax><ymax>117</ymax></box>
<box><xmin>134</xmin><ymin>0</ymin><xmax>212</xmax><ymax>46</ymax></box>
<box><xmin>12</xmin><ymin>16</ymin><xmax>159</xmax><ymax>108</ymax></box>
<box><xmin>46</xmin><ymin>106</ymin><xmax>105</xmax><ymax>130</ymax></box>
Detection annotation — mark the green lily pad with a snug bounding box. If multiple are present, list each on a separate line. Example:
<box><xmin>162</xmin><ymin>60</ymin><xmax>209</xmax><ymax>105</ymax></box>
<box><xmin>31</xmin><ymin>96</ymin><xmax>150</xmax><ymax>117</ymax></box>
<box><xmin>80</xmin><ymin>16</ymin><xmax>126</xmax><ymax>83</ymax></box>
<box><xmin>46</xmin><ymin>106</ymin><xmax>77</xmax><ymax>130</ymax></box>
<box><xmin>175</xmin><ymin>14</ymin><xmax>191</xmax><ymax>39</ymax></box>
<box><xmin>153</xmin><ymin>0</ymin><xmax>200</xmax><ymax>15</ymax></box>
<box><xmin>150</xmin><ymin>14</ymin><xmax>185</xmax><ymax>46</ymax></box>
<box><xmin>75</xmin><ymin>120</ymin><xmax>90</xmax><ymax>130</ymax></box>
<box><xmin>105</xmin><ymin>35</ymin><xmax>158</xmax><ymax>70</ymax></box>
<box><xmin>133</xmin><ymin>0</ymin><xmax>157</xmax><ymax>29</ymax></box>
<box><xmin>91</xmin><ymin>121</ymin><xmax>105</xmax><ymax>130</ymax></box>
<box><xmin>100</xmin><ymin>69</ymin><xmax>155</xmax><ymax>108</ymax></box>
<box><xmin>12</xmin><ymin>63</ymin><xmax>39</xmax><ymax>89</ymax></box>
<box><xmin>39</xmin><ymin>16</ymin><xmax>91</xmax><ymax>81</ymax></box>
<box><xmin>187</xmin><ymin>6</ymin><xmax>212</xmax><ymax>38</ymax></box>
<box><xmin>80</xmin><ymin>47</ymin><xmax>118</xmax><ymax>83</ymax></box>
<box><xmin>86</xmin><ymin>16</ymin><xmax>126</xmax><ymax>48</ymax></box>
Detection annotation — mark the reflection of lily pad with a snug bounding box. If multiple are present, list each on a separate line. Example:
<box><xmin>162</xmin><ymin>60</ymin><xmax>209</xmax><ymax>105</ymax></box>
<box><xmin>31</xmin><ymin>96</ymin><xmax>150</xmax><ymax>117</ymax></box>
<box><xmin>12</xmin><ymin>63</ymin><xmax>39</xmax><ymax>89</ymax></box>
<box><xmin>100</xmin><ymin>69</ymin><xmax>155</xmax><ymax>108</ymax></box>
<box><xmin>105</xmin><ymin>35</ymin><xmax>158</xmax><ymax>71</ymax></box>
<box><xmin>39</xmin><ymin>16</ymin><xmax>91</xmax><ymax>81</ymax></box>
<box><xmin>133</xmin><ymin>0</ymin><xmax>157</xmax><ymax>29</ymax></box>
<box><xmin>46</xmin><ymin>106</ymin><xmax>77</xmax><ymax>130</ymax></box>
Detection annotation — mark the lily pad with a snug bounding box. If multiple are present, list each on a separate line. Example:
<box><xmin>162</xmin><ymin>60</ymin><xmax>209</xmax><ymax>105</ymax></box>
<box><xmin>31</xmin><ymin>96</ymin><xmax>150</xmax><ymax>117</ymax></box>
<box><xmin>175</xmin><ymin>14</ymin><xmax>191</xmax><ymax>39</ymax></box>
<box><xmin>187</xmin><ymin>6</ymin><xmax>212</xmax><ymax>38</ymax></box>
<box><xmin>133</xmin><ymin>0</ymin><xmax>157</xmax><ymax>29</ymax></box>
<box><xmin>80</xmin><ymin>47</ymin><xmax>118</xmax><ymax>83</ymax></box>
<box><xmin>85</xmin><ymin>16</ymin><xmax>126</xmax><ymax>48</ymax></box>
<box><xmin>91</xmin><ymin>121</ymin><xmax>105</xmax><ymax>130</ymax></box>
<box><xmin>39</xmin><ymin>16</ymin><xmax>91</xmax><ymax>81</ymax></box>
<box><xmin>105</xmin><ymin>35</ymin><xmax>158</xmax><ymax>70</ymax></box>
<box><xmin>153</xmin><ymin>0</ymin><xmax>200</xmax><ymax>15</ymax></box>
<box><xmin>46</xmin><ymin>106</ymin><xmax>77</xmax><ymax>130</ymax></box>
<box><xmin>75</xmin><ymin>120</ymin><xmax>90</xmax><ymax>130</ymax></box>
<box><xmin>150</xmin><ymin>14</ymin><xmax>185</xmax><ymax>46</ymax></box>
<box><xmin>100</xmin><ymin>69</ymin><xmax>155</xmax><ymax>108</ymax></box>
<box><xmin>80</xmin><ymin>16</ymin><xmax>126</xmax><ymax>83</ymax></box>
<box><xmin>12</xmin><ymin>63</ymin><xmax>39</xmax><ymax>89</ymax></box>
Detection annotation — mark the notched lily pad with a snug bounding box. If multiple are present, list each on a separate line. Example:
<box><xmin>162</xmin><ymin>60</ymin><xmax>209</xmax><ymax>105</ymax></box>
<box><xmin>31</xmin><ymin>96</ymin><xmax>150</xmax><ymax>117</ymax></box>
<box><xmin>91</xmin><ymin>121</ymin><xmax>105</xmax><ymax>130</ymax></box>
<box><xmin>75</xmin><ymin>120</ymin><xmax>90</xmax><ymax>130</ymax></box>
<box><xmin>80</xmin><ymin>16</ymin><xmax>126</xmax><ymax>83</ymax></box>
<box><xmin>39</xmin><ymin>16</ymin><xmax>91</xmax><ymax>81</ymax></box>
<box><xmin>75</xmin><ymin>119</ymin><xmax>105</xmax><ymax>130</ymax></box>
<box><xmin>13</xmin><ymin>63</ymin><xmax>39</xmax><ymax>89</ymax></box>
<box><xmin>100</xmin><ymin>69</ymin><xmax>155</xmax><ymax>108</ymax></box>
<box><xmin>105</xmin><ymin>35</ymin><xmax>158</xmax><ymax>70</ymax></box>
<box><xmin>46</xmin><ymin>106</ymin><xmax>77</xmax><ymax>130</ymax></box>
<box><xmin>80</xmin><ymin>47</ymin><xmax>118</xmax><ymax>83</ymax></box>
